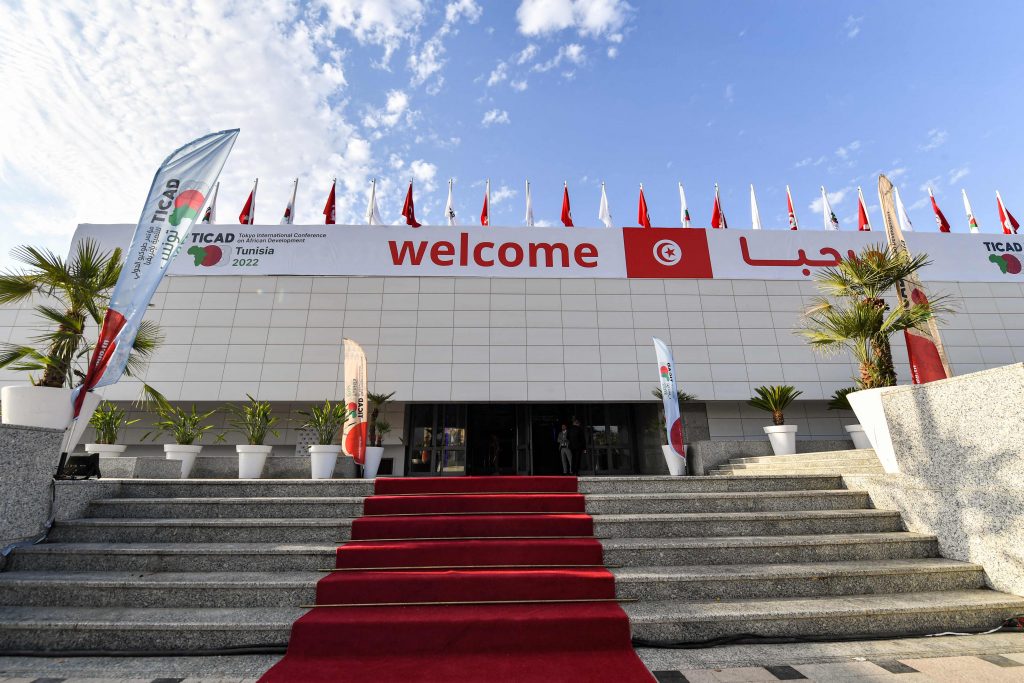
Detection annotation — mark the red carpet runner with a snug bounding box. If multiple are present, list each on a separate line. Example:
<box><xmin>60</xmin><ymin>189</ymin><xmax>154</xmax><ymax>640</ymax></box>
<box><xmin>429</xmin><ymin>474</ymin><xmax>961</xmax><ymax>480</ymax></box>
<box><xmin>261</xmin><ymin>476</ymin><xmax>653</xmax><ymax>682</ymax></box>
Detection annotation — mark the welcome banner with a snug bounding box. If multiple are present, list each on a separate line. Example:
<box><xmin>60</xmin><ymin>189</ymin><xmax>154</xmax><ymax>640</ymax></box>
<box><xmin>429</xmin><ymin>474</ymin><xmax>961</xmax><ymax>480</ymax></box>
<box><xmin>70</xmin><ymin>223</ymin><xmax>1024</xmax><ymax>283</ymax></box>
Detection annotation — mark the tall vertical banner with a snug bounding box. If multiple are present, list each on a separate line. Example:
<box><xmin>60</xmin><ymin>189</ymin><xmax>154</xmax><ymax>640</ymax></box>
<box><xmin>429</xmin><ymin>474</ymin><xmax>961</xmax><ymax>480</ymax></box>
<box><xmin>72</xmin><ymin>129</ymin><xmax>239</xmax><ymax>416</ymax></box>
<box><xmin>653</xmin><ymin>338</ymin><xmax>686</xmax><ymax>475</ymax></box>
<box><xmin>342</xmin><ymin>338</ymin><xmax>368</xmax><ymax>465</ymax></box>
<box><xmin>877</xmin><ymin>175</ymin><xmax>952</xmax><ymax>384</ymax></box>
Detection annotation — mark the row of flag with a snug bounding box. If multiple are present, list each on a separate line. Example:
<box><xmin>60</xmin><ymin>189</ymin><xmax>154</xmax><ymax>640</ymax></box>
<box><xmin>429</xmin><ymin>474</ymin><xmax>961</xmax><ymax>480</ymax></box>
<box><xmin>212</xmin><ymin>178</ymin><xmax>1020</xmax><ymax>235</ymax></box>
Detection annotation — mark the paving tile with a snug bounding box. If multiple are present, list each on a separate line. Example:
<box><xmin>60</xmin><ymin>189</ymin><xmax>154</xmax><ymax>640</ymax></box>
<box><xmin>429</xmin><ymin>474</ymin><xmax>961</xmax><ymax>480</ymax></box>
<box><xmin>901</xmin><ymin>655</ymin><xmax>1024</xmax><ymax>682</ymax></box>
<box><xmin>978</xmin><ymin>654</ymin><xmax>1024</xmax><ymax>668</ymax></box>
<box><xmin>675</xmin><ymin>672</ymin><xmax>719</xmax><ymax>683</ymax></box>
<box><xmin>1004</xmin><ymin>652</ymin><xmax>1024</xmax><ymax>665</ymax></box>
<box><xmin>653</xmin><ymin>672</ymin><xmax>690</xmax><ymax>683</ymax></box>
<box><xmin>708</xmin><ymin>667</ymin><xmax>779</xmax><ymax>682</ymax></box>
<box><xmin>793</xmin><ymin>662</ymin><xmax>891</xmax><ymax>679</ymax></box>
<box><xmin>763</xmin><ymin>665</ymin><xmax>807</xmax><ymax>680</ymax></box>
<box><xmin>871</xmin><ymin>660</ymin><xmax>920</xmax><ymax>674</ymax></box>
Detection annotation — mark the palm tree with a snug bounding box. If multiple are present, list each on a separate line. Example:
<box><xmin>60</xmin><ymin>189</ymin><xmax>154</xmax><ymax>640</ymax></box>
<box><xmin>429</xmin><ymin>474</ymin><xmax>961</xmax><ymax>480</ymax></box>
<box><xmin>799</xmin><ymin>244</ymin><xmax>950</xmax><ymax>388</ymax></box>
<box><xmin>749</xmin><ymin>385</ymin><xmax>802</xmax><ymax>425</ymax></box>
<box><xmin>366</xmin><ymin>390</ymin><xmax>396</xmax><ymax>447</ymax></box>
<box><xmin>0</xmin><ymin>239</ymin><xmax>164</xmax><ymax>393</ymax></box>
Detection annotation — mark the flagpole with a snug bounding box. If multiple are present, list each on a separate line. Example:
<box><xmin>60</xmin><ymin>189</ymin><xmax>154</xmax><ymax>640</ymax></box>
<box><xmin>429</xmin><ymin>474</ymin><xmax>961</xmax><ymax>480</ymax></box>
<box><xmin>252</xmin><ymin>178</ymin><xmax>258</xmax><ymax>225</ymax></box>
<box><xmin>290</xmin><ymin>177</ymin><xmax>298</xmax><ymax>224</ymax></box>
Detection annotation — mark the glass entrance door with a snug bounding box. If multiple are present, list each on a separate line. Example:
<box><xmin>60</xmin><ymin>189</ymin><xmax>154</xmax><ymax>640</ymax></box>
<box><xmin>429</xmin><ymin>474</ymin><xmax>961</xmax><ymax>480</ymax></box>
<box><xmin>406</xmin><ymin>404</ymin><xmax>467</xmax><ymax>476</ymax></box>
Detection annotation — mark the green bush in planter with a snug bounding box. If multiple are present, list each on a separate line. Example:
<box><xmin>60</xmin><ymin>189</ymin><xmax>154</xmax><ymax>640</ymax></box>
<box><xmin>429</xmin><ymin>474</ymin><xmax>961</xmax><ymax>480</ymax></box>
<box><xmin>144</xmin><ymin>404</ymin><xmax>219</xmax><ymax>445</ymax></box>
<box><xmin>748</xmin><ymin>385</ymin><xmax>802</xmax><ymax>426</ymax></box>
<box><xmin>224</xmin><ymin>395</ymin><xmax>280</xmax><ymax>445</ymax></box>
<box><xmin>89</xmin><ymin>402</ymin><xmax>138</xmax><ymax>445</ymax></box>
<box><xmin>299</xmin><ymin>399</ymin><xmax>347</xmax><ymax>446</ymax></box>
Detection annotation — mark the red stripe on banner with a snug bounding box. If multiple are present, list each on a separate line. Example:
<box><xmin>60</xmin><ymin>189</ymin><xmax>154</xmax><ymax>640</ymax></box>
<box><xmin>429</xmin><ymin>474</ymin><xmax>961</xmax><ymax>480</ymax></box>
<box><xmin>904</xmin><ymin>330</ymin><xmax>949</xmax><ymax>384</ymax></box>
<box><xmin>74</xmin><ymin>309</ymin><xmax>127</xmax><ymax>416</ymax></box>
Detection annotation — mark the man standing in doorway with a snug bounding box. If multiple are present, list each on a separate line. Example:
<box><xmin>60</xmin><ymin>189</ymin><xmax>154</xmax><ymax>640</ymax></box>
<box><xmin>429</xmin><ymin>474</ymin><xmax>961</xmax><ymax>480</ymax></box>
<box><xmin>567</xmin><ymin>416</ymin><xmax>586</xmax><ymax>475</ymax></box>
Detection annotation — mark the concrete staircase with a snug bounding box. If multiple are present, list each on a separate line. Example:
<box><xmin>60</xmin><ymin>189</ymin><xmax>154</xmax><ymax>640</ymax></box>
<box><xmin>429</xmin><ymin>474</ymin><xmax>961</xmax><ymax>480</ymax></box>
<box><xmin>1</xmin><ymin>475</ymin><xmax>1022</xmax><ymax>653</ymax></box>
<box><xmin>710</xmin><ymin>448</ymin><xmax>886</xmax><ymax>476</ymax></box>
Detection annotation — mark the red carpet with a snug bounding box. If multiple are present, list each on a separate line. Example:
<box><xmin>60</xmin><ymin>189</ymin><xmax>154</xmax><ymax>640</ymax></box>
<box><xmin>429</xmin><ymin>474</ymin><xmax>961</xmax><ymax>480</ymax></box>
<box><xmin>261</xmin><ymin>476</ymin><xmax>652</xmax><ymax>682</ymax></box>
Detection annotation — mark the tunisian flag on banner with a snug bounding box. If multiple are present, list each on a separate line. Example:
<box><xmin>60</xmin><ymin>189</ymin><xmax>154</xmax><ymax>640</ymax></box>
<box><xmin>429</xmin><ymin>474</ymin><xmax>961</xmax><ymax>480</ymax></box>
<box><xmin>323</xmin><ymin>179</ymin><xmax>336</xmax><ymax>224</ymax></box>
<box><xmin>653</xmin><ymin>337</ymin><xmax>686</xmax><ymax>476</ymax></box>
<box><xmin>342</xmin><ymin>338</ymin><xmax>368</xmax><ymax>465</ymax></box>
<box><xmin>560</xmin><ymin>183</ymin><xmax>574</xmax><ymax>227</ymax></box>
<box><xmin>72</xmin><ymin>129</ymin><xmax>239</xmax><ymax>417</ymax></box>
<box><xmin>402</xmin><ymin>181</ymin><xmax>422</xmax><ymax>227</ymax></box>
<box><xmin>638</xmin><ymin>185</ymin><xmax>652</xmax><ymax>228</ymax></box>
<box><xmin>878</xmin><ymin>174</ymin><xmax>952</xmax><ymax>384</ymax></box>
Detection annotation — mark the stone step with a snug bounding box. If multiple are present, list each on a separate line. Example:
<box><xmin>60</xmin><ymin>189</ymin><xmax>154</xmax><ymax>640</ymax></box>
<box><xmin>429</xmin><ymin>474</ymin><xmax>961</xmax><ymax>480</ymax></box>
<box><xmin>584</xmin><ymin>490</ymin><xmax>870</xmax><ymax>515</ymax></box>
<box><xmin>5</xmin><ymin>543</ymin><xmax>337</xmax><ymax>573</ymax></box>
<box><xmin>592</xmin><ymin>509</ymin><xmax>903</xmax><ymax>539</ymax></box>
<box><xmin>730</xmin><ymin>449</ymin><xmax>877</xmax><ymax>465</ymax></box>
<box><xmin>712</xmin><ymin>466</ymin><xmax>884</xmax><ymax>476</ymax></box>
<box><xmin>0</xmin><ymin>571</ymin><xmax>319</xmax><ymax>608</ymax></box>
<box><xmin>0</xmin><ymin>606</ymin><xmax>301</xmax><ymax>652</ymax></box>
<box><xmin>624</xmin><ymin>589</ymin><xmax>1024</xmax><ymax>643</ymax></box>
<box><xmin>86</xmin><ymin>497</ymin><xmax>365</xmax><ymax>519</ymax></box>
<box><xmin>612</xmin><ymin>558</ymin><xmax>985</xmax><ymax>602</ymax></box>
<box><xmin>577</xmin><ymin>475</ymin><xmax>844</xmax><ymax>494</ymax></box>
<box><xmin>114</xmin><ymin>479</ymin><xmax>375</xmax><ymax>498</ymax></box>
<box><xmin>600</xmin><ymin>532</ymin><xmax>939</xmax><ymax>567</ymax></box>
<box><xmin>722</xmin><ymin>458</ymin><xmax>879</xmax><ymax>470</ymax></box>
<box><xmin>47</xmin><ymin>518</ymin><xmax>354</xmax><ymax>544</ymax></box>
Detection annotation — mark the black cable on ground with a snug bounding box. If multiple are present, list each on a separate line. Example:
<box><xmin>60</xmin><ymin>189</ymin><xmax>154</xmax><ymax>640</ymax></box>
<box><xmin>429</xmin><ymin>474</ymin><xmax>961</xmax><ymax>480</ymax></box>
<box><xmin>632</xmin><ymin>616</ymin><xmax>1024</xmax><ymax>649</ymax></box>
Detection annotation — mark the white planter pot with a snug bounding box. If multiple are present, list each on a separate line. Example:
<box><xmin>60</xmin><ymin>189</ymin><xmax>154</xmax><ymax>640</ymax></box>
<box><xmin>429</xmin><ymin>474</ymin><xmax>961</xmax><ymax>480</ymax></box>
<box><xmin>237</xmin><ymin>444</ymin><xmax>272</xmax><ymax>479</ymax></box>
<box><xmin>309</xmin><ymin>444</ymin><xmax>342</xmax><ymax>479</ymax></box>
<box><xmin>661</xmin><ymin>444</ymin><xmax>689</xmax><ymax>476</ymax></box>
<box><xmin>1</xmin><ymin>385</ymin><xmax>101</xmax><ymax>449</ymax></box>
<box><xmin>763</xmin><ymin>424</ymin><xmax>798</xmax><ymax>455</ymax></box>
<box><xmin>85</xmin><ymin>444</ymin><xmax>126</xmax><ymax>457</ymax></box>
<box><xmin>362</xmin><ymin>446</ymin><xmax>385</xmax><ymax>479</ymax></box>
<box><xmin>847</xmin><ymin>387</ymin><xmax>899</xmax><ymax>473</ymax></box>
<box><xmin>165</xmin><ymin>444</ymin><xmax>203</xmax><ymax>479</ymax></box>
<box><xmin>844</xmin><ymin>424</ymin><xmax>872</xmax><ymax>450</ymax></box>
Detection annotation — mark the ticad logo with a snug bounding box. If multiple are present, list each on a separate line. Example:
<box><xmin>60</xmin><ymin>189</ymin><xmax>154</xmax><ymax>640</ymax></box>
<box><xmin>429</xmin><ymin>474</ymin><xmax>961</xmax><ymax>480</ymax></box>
<box><xmin>653</xmin><ymin>239</ymin><xmax>682</xmax><ymax>266</ymax></box>
<box><xmin>168</xmin><ymin>189</ymin><xmax>206</xmax><ymax>227</ymax></box>
<box><xmin>187</xmin><ymin>244</ymin><xmax>224</xmax><ymax>267</ymax></box>
<box><xmin>983</xmin><ymin>241</ymin><xmax>1023</xmax><ymax>274</ymax></box>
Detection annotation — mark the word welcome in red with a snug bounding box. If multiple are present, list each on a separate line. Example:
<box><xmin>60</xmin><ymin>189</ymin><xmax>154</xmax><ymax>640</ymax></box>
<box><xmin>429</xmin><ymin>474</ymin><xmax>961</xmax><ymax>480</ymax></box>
<box><xmin>388</xmin><ymin>232</ymin><xmax>599</xmax><ymax>269</ymax></box>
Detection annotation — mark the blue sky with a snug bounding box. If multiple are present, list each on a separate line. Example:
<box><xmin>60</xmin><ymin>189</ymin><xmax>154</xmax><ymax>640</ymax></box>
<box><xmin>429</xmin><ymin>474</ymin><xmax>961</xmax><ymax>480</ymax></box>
<box><xmin>2</xmin><ymin>0</ymin><xmax>1023</xmax><ymax>267</ymax></box>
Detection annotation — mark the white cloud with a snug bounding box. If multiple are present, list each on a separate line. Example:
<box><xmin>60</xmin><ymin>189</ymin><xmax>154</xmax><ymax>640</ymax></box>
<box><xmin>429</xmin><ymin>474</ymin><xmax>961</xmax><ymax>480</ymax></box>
<box><xmin>510</xmin><ymin>79</ymin><xmax>529</xmax><ymax>91</ymax></box>
<box><xmin>794</xmin><ymin>156</ymin><xmax>826</xmax><ymax>168</ymax></box>
<box><xmin>482</xmin><ymin>109</ymin><xmax>511</xmax><ymax>126</ymax></box>
<box><xmin>517</xmin><ymin>0</ymin><xmax>631</xmax><ymax>39</ymax></box>
<box><xmin>809</xmin><ymin>187</ymin><xmax>850</xmax><ymax>213</ymax></box>
<box><xmin>724</xmin><ymin>83</ymin><xmax>734</xmax><ymax>103</ymax></box>
<box><xmin>363</xmin><ymin>89</ymin><xmax>411</xmax><ymax>128</ymax></box>
<box><xmin>319</xmin><ymin>0</ymin><xmax>426</xmax><ymax>67</ymax></box>
<box><xmin>407</xmin><ymin>0</ymin><xmax>483</xmax><ymax>91</ymax></box>
<box><xmin>389</xmin><ymin>153</ymin><xmax>406</xmax><ymax>169</ymax></box>
<box><xmin>921</xmin><ymin>128</ymin><xmax>948</xmax><ymax>151</ymax></box>
<box><xmin>0</xmin><ymin>1</ymin><xmax>376</xmax><ymax>264</ymax></box>
<box><xmin>948</xmin><ymin>166</ymin><xmax>970</xmax><ymax>184</ymax></box>
<box><xmin>487</xmin><ymin>61</ymin><xmax>509</xmax><ymax>87</ymax></box>
<box><xmin>835</xmin><ymin>140</ymin><xmax>861</xmax><ymax>160</ymax></box>
<box><xmin>490</xmin><ymin>184</ymin><xmax>517</xmax><ymax>204</ymax></box>
<box><xmin>844</xmin><ymin>15</ymin><xmax>863</xmax><ymax>39</ymax></box>
<box><xmin>533</xmin><ymin>43</ymin><xmax>586</xmax><ymax>72</ymax></box>
<box><xmin>409</xmin><ymin>159</ymin><xmax>438</xmax><ymax>191</ymax></box>
<box><xmin>607</xmin><ymin>46</ymin><xmax>619</xmax><ymax>58</ymax></box>
<box><xmin>919</xmin><ymin>176</ymin><xmax>942</xmax><ymax>193</ymax></box>
<box><xmin>517</xmin><ymin>44</ymin><xmax>540</xmax><ymax>64</ymax></box>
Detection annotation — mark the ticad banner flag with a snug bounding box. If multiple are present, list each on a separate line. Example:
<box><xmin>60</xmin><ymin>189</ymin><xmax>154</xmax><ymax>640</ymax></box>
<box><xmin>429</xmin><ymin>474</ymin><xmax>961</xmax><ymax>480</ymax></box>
<box><xmin>653</xmin><ymin>338</ymin><xmax>686</xmax><ymax>474</ymax></box>
<box><xmin>71</xmin><ymin>222</ymin><xmax>1024</xmax><ymax>283</ymax></box>
<box><xmin>342</xmin><ymin>338</ymin><xmax>368</xmax><ymax>465</ymax></box>
<box><xmin>71</xmin><ymin>129</ymin><xmax>239</xmax><ymax>416</ymax></box>
<box><xmin>878</xmin><ymin>175</ymin><xmax>952</xmax><ymax>383</ymax></box>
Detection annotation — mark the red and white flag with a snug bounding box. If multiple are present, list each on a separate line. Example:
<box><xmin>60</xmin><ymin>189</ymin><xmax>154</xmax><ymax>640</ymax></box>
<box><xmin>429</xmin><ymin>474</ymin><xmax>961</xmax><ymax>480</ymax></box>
<box><xmin>638</xmin><ymin>184</ymin><xmax>652</xmax><ymax>228</ymax></box>
<box><xmin>281</xmin><ymin>178</ymin><xmax>297</xmax><ymax>225</ymax></box>
<box><xmin>560</xmin><ymin>182</ymin><xmax>574</xmax><ymax>227</ymax></box>
<box><xmin>962</xmin><ymin>189</ymin><xmax>980</xmax><ymax>233</ymax></box>
<box><xmin>481</xmin><ymin>179</ymin><xmax>490</xmax><ymax>226</ymax></box>
<box><xmin>711</xmin><ymin>183</ymin><xmax>727</xmax><ymax>229</ymax></box>
<box><xmin>401</xmin><ymin>181</ymin><xmax>422</xmax><ymax>227</ymax></box>
<box><xmin>786</xmin><ymin>185</ymin><xmax>798</xmax><ymax>230</ymax></box>
<box><xmin>857</xmin><ymin>186</ymin><xmax>871</xmax><ymax>231</ymax></box>
<box><xmin>239</xmin><ymin>179</ymin><xmax>257</xmax><ymax>225</ymax></box>
<box><xmin>323</xmin><ymin>179</ymin><xmax>336</xmax><ymax>224</ymax></box>
<box><xmin>928</xmin><ymin>188</ymin><xmax>951</xmax><ymax>233</ymax></box>
<box><xmin>997</xmin><ymin>191</ymin><xmax>1019</xmax><ymax>234</ymax></box>
<box><xmin>342</xmin><ymin>338</ymin><xmax>368</xmax><ymax>466</ymax></box>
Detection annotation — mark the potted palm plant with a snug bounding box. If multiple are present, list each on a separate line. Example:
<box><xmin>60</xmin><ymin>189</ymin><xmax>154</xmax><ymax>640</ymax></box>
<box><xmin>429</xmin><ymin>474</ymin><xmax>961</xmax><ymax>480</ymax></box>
<box><xmin>85</xmin><ymin>401</ymin><xmax>138</xmax><ymax>457</ymax></box>
<box><xmin>827</xmin><ymin>387</ymin><xmax>871</xmax><ymax>449</ymax></box>
<box><xmin>144</xmin><ymin>404</ymin><xmax>219</xmax><ymax>478</ymax></box>
<box><xmin>0</xmin><ymin>240</ymin><xmax>164</xmax><ymax>441</ymax></box>
<box><xmin>749</xmin><ymin>385</ymin><xmax>803</xmax><ymax>455</ymax></box>
<box><xmin>651</xmin><ymin>387</ymin><xmax>696</xmax><ymax>475</ymax></box>
<box><xmin>224</xmin><ymin>395</ymin><xmax>279</xmax><ymax>479</ymax></box>
<box><xmin>299</xmin><ymin>399</ymin><xmax>347</xmax><ymax>479</ymax></box>
<box><xmin>363</xmin><ymin>391</ymin><xmax>395</xmax><ymax>479</ymax></box>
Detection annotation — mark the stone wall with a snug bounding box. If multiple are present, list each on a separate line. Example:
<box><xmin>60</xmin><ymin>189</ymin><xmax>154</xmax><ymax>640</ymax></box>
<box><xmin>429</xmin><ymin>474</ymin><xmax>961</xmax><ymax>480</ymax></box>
<box><xmin>845</xmin><ymin>364</ymin><xmax>1024</xmax><ymax>596</ymax></box>
<box><xmin>0</xmin><ymin>425</ymin><xmax>64</xmax><ymax>551</ymax></box>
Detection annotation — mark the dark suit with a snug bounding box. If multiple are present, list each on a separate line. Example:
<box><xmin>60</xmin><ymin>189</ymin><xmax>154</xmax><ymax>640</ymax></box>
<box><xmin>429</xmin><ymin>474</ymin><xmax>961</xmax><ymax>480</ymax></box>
<box><xmin>567</xmin><ymin>424</ymin><xmax>586</xmax><ymax>474</ymax></box>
